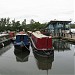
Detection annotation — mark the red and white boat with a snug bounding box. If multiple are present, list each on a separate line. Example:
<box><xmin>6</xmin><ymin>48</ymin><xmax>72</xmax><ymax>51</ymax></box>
<box><xmin>9</xmin><ymin>31</ymin><xmax>15</xmax><ymax>43</ymax></box>
<box><xmin>30</xmin><ymin>31</ymin><xmax>53</xmax><ymax>57</ymax></box>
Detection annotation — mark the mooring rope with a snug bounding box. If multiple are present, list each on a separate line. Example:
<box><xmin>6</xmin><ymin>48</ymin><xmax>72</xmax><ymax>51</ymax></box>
<box><xmin>21</xmin><ymin>41</ymin><xmax>30</xmax><ymax>51</ymax></box>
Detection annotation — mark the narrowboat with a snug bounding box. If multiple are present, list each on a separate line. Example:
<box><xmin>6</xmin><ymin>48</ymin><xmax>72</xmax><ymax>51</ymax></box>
<box><xmin>30</xmin><ymin>31</ymin><xmax>53</xmax><ymax>57</ymax></box>
<box><xmin>0</xmin><ymin>33</ymin><xmax>11</xmax><ymax>48</ymax></box>
<box><xmin>14</xmin><ymin>49</ymin><xmax>30</xmax><ymax>62</ymax></box>
<box><xmin>14</xmin><ymin>31</ymin><xmax>30</xmax><ymax>51</ymax></box>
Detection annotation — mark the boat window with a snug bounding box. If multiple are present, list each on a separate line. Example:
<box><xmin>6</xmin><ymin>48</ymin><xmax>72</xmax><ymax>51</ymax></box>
<box><xmin>24</xmin><ymin>35</ymin><xmax>29</xmax><ymax>41</ymax></box>
<box><xmin>20</xmin><ymin>35</ymin><xmax>24</xmax><ymax>41</ymax></box>
<box><xmin>16</xmin><ymin>35</ymin><xmax>20</xmax><ymax>42</ymax></box>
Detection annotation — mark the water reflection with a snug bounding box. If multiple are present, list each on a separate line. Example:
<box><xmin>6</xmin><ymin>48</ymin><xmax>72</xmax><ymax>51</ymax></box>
<box><xmin>0</xmin><ymin>44</ymin><xmax>11</xmax><ymax>56</ymax></box>
<box><xmin>0</xmin><ymin>41</ymin><xmax>74</xmax><ymax>75</ymax></box>
<box><xmin>33</xmin><ymin>50</ymin><xmax>54</xmax><ymax>70</ymax></box>
<box><xmin>53</xmin><ymin>39</ymin><xmax>70</xmax><ymax>51</ymax></box>
<box><xmin>14</xmin><ymin>49</ymin><xmax>30</xmax><ymax>62</ymax></box>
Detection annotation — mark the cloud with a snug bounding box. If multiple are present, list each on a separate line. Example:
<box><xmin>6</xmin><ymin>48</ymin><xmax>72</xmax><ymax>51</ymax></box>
<box><xmin>0</xmin><ymin>0</ymin><xmax>74</xmax><ymax>23</ymax></box>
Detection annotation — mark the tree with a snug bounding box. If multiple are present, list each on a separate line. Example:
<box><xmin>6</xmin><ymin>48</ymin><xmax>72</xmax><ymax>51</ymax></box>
<box><xmin>0</xmin><ymin>18</ymin><xmax>7</xmax><ymax>31</ymax></box>
<box><xmin>30</xmin><ymin>19</ymin><xmax>35</xmax><ymax>24</ymax></box>
<box><xmin>6</xmin><ymin>17</ymin><xmax>10</xmax><ymax>25</ymax></box>
<box><xmin>22</xmin><ymin>19</ymin><xmax>26</xmax><ymax>26</ymax></box>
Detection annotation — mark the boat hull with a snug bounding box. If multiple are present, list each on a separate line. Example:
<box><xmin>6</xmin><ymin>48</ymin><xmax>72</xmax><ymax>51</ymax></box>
<box><xmin>14</xmin><ymin>49</ymin><xmax>30</xmax><ymax>62</ymax></box>
<box><xmin>14</xmin><ymin>44</ymin><xmax>30</xmax><ymax>52</ymax></box>
<box><xmin>0</xmin><ymin>39</ymin><xmax>11</xmax><ymax>49</ymax></box>
<box><xmin>33</xmin><ymin>49</ymin><xmax>54</xmax><ymax>57</ymax></box>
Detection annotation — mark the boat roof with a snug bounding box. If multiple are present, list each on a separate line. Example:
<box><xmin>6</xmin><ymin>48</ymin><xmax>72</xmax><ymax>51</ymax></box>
<box><xmin>16</xmin><ymin>31</ymin><xmax>28</xmax><ymax>36</ymax></box>
<box><xmin>32</xmin><ymin>31</ymin><xmax>48</xmax><ymax>38</ymax></box>
<box><xmin>49</xmin><ymin>20</ymin><xmax>71</xmax><ymax>24</ymax></box>
<box><xmin>27</xmin><ymin>31</ymin><xmax>32</xmax><ymax>33</ymax></box>
<box><xmin>45</xmin><ymin>20</ymin><xmax>71</xmax><ymax>28</ymax></box>
<box><xmin>16</xmin><ymin>33</ymin><xmax>28</xmax><ymax>36</ymax></box>
<box><xmin>0</xmin><ymin>34</ymin><xmax>9</xmax><ymax>37</ymax></box>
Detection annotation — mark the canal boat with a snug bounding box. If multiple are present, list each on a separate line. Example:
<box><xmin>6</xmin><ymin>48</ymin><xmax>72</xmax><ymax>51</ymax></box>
<box><xmin>9</xmin><ymin>31</ymin><xmax>15</xmax><ymax>43</ymax></box>
<box><xmin>14</xmin><ymin>31</ymin><xmax>30</xmax><ymax>51</ymax></box>
<box><xmin>30</xmin><ymin>31</ymin><xmax>53</xmax><ymax>57</ymax></box>
<box><xmin>14</xmin><ymin>49</ymin><xmax>30</xmax><ymax>62</ymax></box>
<box><xmin>0</xmin><ymin>33</ymin><xmax>11</xmax><ymax>48</ymax></box>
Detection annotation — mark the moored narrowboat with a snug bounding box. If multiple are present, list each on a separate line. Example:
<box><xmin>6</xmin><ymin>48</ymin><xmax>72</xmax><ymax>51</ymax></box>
<box><xmin>14</xmin><ymin>31</ymin><xmax>30</xmax><ymax>51</ymax></box>
<box><xmin>30</xmin><ymin>31</ymin><xmax>53</xmax><ymax>56</ymax></box>
<box><xmin>0</xmin><ymin>33</ymin><xmax>11</xmax><ymax>48</ymax></box>
<box><xmin>31</xmin><ymin>31</ymin><xmax>53</xmax><ymax>50</ymax></box>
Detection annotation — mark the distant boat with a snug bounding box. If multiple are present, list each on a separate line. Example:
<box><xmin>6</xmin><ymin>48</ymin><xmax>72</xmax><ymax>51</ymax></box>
<box><xmin>14</xmin><ymin>31</ymin><xmax>30</xmax><ymax>51</ymax></box>
<box><xmin>27</xmin><ymin>31</ymin><xmax>32</xmax><ymax>37</ymax></box>
<box><xmin>9</xmin><ymin>31</ymin><xmax>15</xmax><ymax>43</ymax></box>
<box><xmin>30</xmin><ymin>31</ymin><xmax>53</xmax><ymax>57</ymax></box>
<box><xmin>0</xmin><ymin>33</ymin><xmax>11</xmax><ymax>48</ymax></box>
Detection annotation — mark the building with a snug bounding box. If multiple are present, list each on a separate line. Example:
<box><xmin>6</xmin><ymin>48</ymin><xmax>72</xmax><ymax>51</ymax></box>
<box><xmin>45</xmin><ymin>20</ymin><xmax>71</xmax><ymax>37</ymax></box>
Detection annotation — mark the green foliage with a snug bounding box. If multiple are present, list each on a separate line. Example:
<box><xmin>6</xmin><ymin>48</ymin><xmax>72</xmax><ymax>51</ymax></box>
<box><xmin>70</xmin><ymin>24</ymin><xmax>75</xmax><ymax>28</ymax></box>
<box><xmin>1</xmin><ymin>17</ymin><xmax>75</xmax><ymax>32</ymax></box>
<box><xmin>0</xmin><ymin>17</ymin><xmax>47</xmax><ymax>32</ymax></box>
<box><xmin>26</xmin><ymin>22</ymin><xmax>47</xmax><ymax>31</ymax></box>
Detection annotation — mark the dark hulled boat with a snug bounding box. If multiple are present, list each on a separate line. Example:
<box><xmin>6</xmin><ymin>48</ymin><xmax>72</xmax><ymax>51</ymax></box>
<box><xmin>14</xmin><ymin>49</ymin><xmax>30</xmax><ymax>62</ymax></box>
<box><xmin>14</xmin><ymin>31</ymin><xmax>30</xmax><ymax>51</ymax></box>
<box><xmin>0</xmin><ymin>33</ymin><xmax>11</xmax><ymax>48</ymax></box>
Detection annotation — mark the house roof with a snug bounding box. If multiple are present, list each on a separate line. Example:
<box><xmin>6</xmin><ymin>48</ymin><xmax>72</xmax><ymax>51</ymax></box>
<box><xmin>49</xmin><ymin>20</ymin><xmax>71</xmax><ymax>24</ymax></box>
<box><xmin>46</xmin><ymin>20</ymin><xmax>71</xmax><ymax>27</ymax></box>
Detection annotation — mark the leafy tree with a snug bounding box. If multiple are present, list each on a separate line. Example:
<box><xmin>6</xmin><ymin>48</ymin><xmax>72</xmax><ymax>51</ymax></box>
<box><xmin>30</xmin><ymin>19</ymin><xmax>35</xmax><ymax>24</ymax></box>
<box><xmin>70</xmin><ymin>24</ymin><xmax>75</xmax><ymax>28</ymax></box>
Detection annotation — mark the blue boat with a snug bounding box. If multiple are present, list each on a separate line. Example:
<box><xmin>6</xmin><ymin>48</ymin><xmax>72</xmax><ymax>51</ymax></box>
<box><xmin>14</xmin><ymin>32</ymin><xmax>30</xmax><ymax>51</ymax></box>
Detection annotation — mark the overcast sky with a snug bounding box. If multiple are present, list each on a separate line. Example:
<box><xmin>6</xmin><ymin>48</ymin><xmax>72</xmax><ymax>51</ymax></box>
<box><xmin>0</xmin><ymin>0</ymin><xmax>74</xmax><ymax>23</ymax></box>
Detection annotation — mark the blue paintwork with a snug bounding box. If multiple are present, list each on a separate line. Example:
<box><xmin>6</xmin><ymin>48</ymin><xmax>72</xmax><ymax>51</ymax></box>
<box><xmin>14</xmin><ymin>35</ymin><xmax>29</xmax><ymax>46</ymax></box>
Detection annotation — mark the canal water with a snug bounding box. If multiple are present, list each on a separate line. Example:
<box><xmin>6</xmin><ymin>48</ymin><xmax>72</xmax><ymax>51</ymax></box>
<box><xmin>0</xmin><ymin>39</ymin><xmax>74</xmax><ymax>75</ymax></box>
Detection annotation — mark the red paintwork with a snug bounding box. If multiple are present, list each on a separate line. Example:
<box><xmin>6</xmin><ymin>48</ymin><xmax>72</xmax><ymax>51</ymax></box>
<box><xmin>9</xmin><ymin>32</ymin><xmax>15</xmax><ymax>39</ymax></box>
<box><xmin>31</xmin><ymin>32</ymin><xmax>52</xmax><ymax>50</ymax></box>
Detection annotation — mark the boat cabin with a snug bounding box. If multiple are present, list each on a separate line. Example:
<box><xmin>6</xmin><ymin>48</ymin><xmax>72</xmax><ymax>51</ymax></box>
<box><xmin>15</xmin><ymin>34</ymin><xmax>29</xmax><ymax>45</ymax></box>
<box><xmin>31</xmin><ymin>31</ymin><xmax>52</xmax><ymax>50</ymax></box>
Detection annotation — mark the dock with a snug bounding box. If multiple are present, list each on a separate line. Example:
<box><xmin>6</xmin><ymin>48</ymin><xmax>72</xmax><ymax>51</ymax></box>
<box><xmin>52</xmin><ymin>33</ymin><xmax>75</xmax><ymax>43</ymax></box>
<box><xmin>62</xmin><ymin>37</ymin><xmax>75</xmax><ymax>42</ymax></box>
